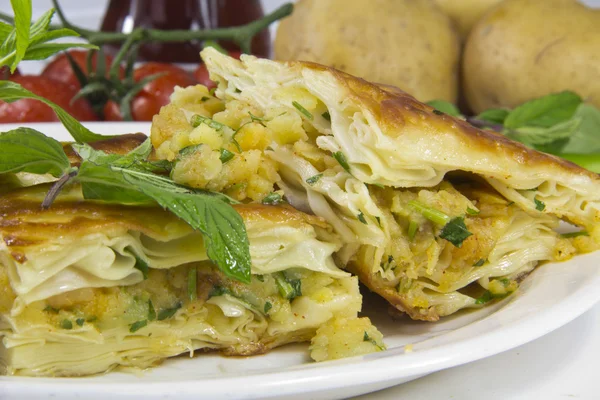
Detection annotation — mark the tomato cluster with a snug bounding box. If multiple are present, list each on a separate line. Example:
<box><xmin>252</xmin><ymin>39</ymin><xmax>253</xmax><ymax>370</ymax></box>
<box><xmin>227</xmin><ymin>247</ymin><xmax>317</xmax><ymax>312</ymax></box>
<box><xmin>0</xmin><ymin>49</ymin><xmax>238</xmax><ymax>123</ymax></box>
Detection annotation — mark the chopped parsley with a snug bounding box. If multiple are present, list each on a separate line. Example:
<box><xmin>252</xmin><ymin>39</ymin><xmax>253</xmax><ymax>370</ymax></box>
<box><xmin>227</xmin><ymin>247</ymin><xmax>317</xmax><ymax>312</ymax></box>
<box><xmin>178</xmin><ymin>144</ymin><xmax>203</xmax><ymax>158</ymax></box>
<box><xmin>201</xmin><ymin>96</ymin><xmax>210</xmax><ymax>102</ymax></box>
<box><xmin>275</xmin><ymin>272</ymin><xmax>302</xmax><ymax>300</ymax></box>
<box><xmin>466</xmin><ymin>207</ymin><xmax>480</xmax><ymax>215</ymax></box>
<box><xmin>439</xmin><ymin>217</ymin><xmax>473</xmax><ymax>248</ymax></box>
<box><xmin>129</xmin><ymin>320</ymin><xmax>147</xmax><ymax>333</ymax></box>
<box><xmin>209</xmin><ymin>87</ymin><xmax>217</xmax><ymax>96</ymax></box>
<box><xmin>43</xmin><ymin>305</ymin><xmax>59</xmax><ymax>314</ymax></box>
<box><xmin>157</xmin><ymin>303</ymin><xmax>182</xmax><ymax>321</ymax></box>
<box><xmin>133</xmin><ymin>254</ymin><xmax>150</xmax><ymax>280</ymax></box>
<box><xmin>262</xmin><ymin>192</ymin><xmax>283</xmax><ymax>205</ymax></box>
<box><xmin>408</xmin><ymin>220</ymin><xmax>418</xmax><ymax>241</ymax></box>
<box><xmin>188</xmin><ymin>267</ymin><xmax>197</xmax><ymax>302</ymax></box>
<box><xmin>560</xmin><ymin>231</ymin><xmax>589</xmax><ymax>238</ymax></box>
<box><xmin>375</xmin><ymin>216</ymin><xmax>381</xmax><ymax>226</ymax></box>
<box><xmin>408</xmin><ymin>200</ymin><xmax>472</xmax><ymax>248</ymax></box>
<box><xmin>264</xmin><ymin>301</ymin><xmax>272</xmax><ymax>314</ymax></box>
<box><xmin>255</xmin><ymin>275</ymin><xmax>265</xmax><ymax>282</ymax></box>
<box><xmin>322</xmin><ymin>111</ymin><xmax>331</xmax><ymax>121</ymax></box>
<box><xmin>473</xmin><ymin>258</ymin><xmax>486</xmax><ymax>267</ymax></box>
<box><xmin>534</xmin><ymin>197</ymin><xmax>546</xmax><ymax>211</ymax></box>
<box><xmin>363</xmin><ymin>331</ymin><xmax>385</xmax><ymax>351</ymax></box>
<box><xmin>208</xmin><ymin>285</ymin><xmax>233</xmax><ymax>298</ymax></box>
<box><xmin>475</xmin><ymin>291</ymin><xmax>493</xmax><ymax>305</ymax></box>
<box><xmin>292</xmin><ymin>101</ymin><xmax>313</xmax><ymax>120</ymax></box>
<box><xmin>76</xmin><ymin>318</ymin><xmax>85</xmax><ymax>327</ymax></box>
<box><xmin>306</xmin><ymin>174</ymin><xmax>323</xmax><ymax>185</ymax></box>
<box><xmin>357</xmin><ymin>212</ymin><xmax>367</xmax><ymax>224</ymax></box>
<box><xmin>190</xmin><ymin>114</ymin><xmax>226</xmax><ymax>131</ymax></box>
<box><xmin>432</xmin><ymin>109</ymin><xmax>444</xmax><ymax>116</ymax></box>
<box><xmin>332</xmin><ymin>151</ymin><xmax>351</xmax><ymax>174</ymax></box>
<box><xmin>148</xmin><ymin>300</ymin><xmax>156</xmax><ymax>321</ymax></box>
<box><xmin>219</xmin><ymin>148</ymin><xmax>235</xmax><ymax>163</ymax></box>
<box><xmin>248</xmin><ymin>112</ymin><xmax>266</xmax><ymax>126</ymax></box>
<box><xmin>60</xmin><ymin>319</ymin><xmax>73</xmax><ymax>330</ymax></box>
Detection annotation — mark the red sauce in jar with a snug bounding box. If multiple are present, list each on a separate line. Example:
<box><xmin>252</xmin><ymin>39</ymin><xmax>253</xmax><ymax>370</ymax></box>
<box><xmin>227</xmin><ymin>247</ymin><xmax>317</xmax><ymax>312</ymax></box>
<box><xmin>100</xmin><ymin>0</ymin><xmax>271</xmax><ymax>63</ymax></box>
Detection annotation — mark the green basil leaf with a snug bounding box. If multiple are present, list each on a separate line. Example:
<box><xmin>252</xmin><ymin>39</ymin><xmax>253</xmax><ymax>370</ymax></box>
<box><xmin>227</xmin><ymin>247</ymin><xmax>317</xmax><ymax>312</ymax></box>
<box><xmin>0</xmin><ymin>127</ymin><xmax>70</xmax><ymax>177</ymax></box>
<box><xmin>504</xmin><ymin>91</ymin><xmax>582</xmax><ymax>129</ymax></box>
<box><xmin>560</xmin><ymin>104</ymin><xmax>600</xmax><ymax>154</ymax></box>
<box><xmin>129</xmin><ymin>320</ymin><xmax>147</xmax><ymax>333</ymax></box>
<box><xmin>426</xmin><ymin>100</ymin><xmax>462</xmax><ymax>117</ymax></box>
<box><xmin>0</xmin><ymin>81</ymin><xmax>110</xmax><ymax>143</ymax></box>
<box><xmin>24</xmin><ymin>42</ymin><xmax>97</xmax><ymax>61</ymax></box>
<box><xmin>10</xmin><ymin>0</ymin><xmax>31</xmax><ymax>71</ymax></box>
<box><xmin>157</xmin><ymin>303</ymin><xmax>182</xmax><ymax>321</ymax></box>
<box><xmin>476</xmin><ymin>109</ymin><xmax>509</xmax><ymax>124</ymax></box>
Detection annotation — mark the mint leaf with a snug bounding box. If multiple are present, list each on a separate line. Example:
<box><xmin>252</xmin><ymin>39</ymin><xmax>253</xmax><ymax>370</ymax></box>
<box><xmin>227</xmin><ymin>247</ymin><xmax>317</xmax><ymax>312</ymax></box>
<box><xmin>426</xmin><ymin>100</ymin><xmax>462</xmax><ymax>117</ymax></box>
<box><xmin>559</xmin><ymin>153</ymin><xmax>600</xmax><ymax>173</ymax></box>
<box><xmin>476</xmin><ymin>109</ymin><xmax>509</xmax><ymax>124</ymax></box>
<box><xmin>504</xmin><ymin>91</ymin><xmax>582</xmax><ymax>129</ymax></box>
<box><xmin>0</xmin><ymin>81</ymin><xmax>109</xmax><ymax>143</ymax></box>
<box><xmin>439</xmin><ymin>217</ymin><xmax>472</xmax><ymax>248</ymax></box>
<box><xmin>560</xmin><ymin>104</ymin><xmax>600</xmax><ymax>154</ymax></box>
<box><xmin>76</xmin><ymin>163</ymin><xmax>252</xmax><ymax>283</ymax></box>
<box><xmin>0</xmin><ymin>128</ymin><xmax>70</xmax><ymax>177</ymax></box>
<box><xmin>508</xmin><ymin>118</ymin><xmax>580</xmax><ymax>152</ymax></box>
<box><xmin>10</xmin><ymin>0</ymin><xmax>31</xmax><ymax>71</ymax></box>
<box><xmin>23</xmin><ymin>42</ymin><xmax>97</xmax><ymax>61</ymax></box>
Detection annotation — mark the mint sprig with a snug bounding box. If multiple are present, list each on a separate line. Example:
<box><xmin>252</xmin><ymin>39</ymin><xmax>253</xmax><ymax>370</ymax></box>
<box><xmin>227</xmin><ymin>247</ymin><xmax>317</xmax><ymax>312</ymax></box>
<box><xmin>0</xmin><ymin>2</ymin><xmax>97</xmax><ymax>72</ymax></box>
<box><xmin>0</xmin><ymin>128</ymin><xmax>252</xmax><ymax>284</ymax></box>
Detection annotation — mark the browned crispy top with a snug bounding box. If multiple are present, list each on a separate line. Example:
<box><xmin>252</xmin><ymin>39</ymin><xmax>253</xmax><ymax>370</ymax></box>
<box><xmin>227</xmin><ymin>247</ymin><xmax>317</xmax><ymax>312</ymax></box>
<box><xmin>289</xmin><ymin>60</ymin><xmax>600</xmax><ymax>182</ymax></box>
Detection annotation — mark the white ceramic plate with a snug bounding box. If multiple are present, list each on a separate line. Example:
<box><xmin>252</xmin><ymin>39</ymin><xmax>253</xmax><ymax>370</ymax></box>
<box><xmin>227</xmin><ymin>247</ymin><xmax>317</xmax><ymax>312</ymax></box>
<box><xmin>1</xmin><ymin>122</ymin><xmax>599</xmax><ymax>400</ymax></box>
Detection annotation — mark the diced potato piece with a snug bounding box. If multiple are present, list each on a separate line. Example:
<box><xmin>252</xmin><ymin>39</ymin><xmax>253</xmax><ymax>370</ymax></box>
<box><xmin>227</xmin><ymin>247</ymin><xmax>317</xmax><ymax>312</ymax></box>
<box><xmin>266</xmin><ymin>111</ymin><xmax>308</xmax><ymax>145</ymax></box>
<box><xmin>235</xmin><ymin>122</ymin><xmax>272</xmax><ymax>151</ymax></box>
<box><xmin>171</xmin><ymin>146</ymin><xmax>223</xmax><ymax>188</ymax></box>
<box><xmin>310</xmin><ymin>317</ymin><xmax>385</xmax><ymax>362</ymax></box>
<box><xmin>189</xmin><ymin>123</ymin><xmax>225</xmax><ymax>149</ymax></box>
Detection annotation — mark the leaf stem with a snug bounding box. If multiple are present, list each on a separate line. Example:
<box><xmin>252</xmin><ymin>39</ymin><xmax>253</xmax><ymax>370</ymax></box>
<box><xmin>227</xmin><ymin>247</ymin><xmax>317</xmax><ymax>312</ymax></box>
<box><xmin>41</xmin><ymin>168</ymin><xmax>78</xmax><ymax>209</ymax></box>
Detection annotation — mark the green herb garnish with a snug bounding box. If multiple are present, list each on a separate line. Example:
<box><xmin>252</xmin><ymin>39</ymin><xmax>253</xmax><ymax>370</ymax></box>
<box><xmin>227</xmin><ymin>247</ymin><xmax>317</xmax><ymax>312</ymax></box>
<box><xmin>534</xmin><ymin>197</ymin><xmax>546</xmax><ymax>211</ymax></box>
<box><xmin>274</xmin><ymin>272</ymin><xmax>302</xmax><ymax>301</ymax></box>
<box><xmin>322</xmin><ymin>111</ymin><xmax>331</xmax><ymax>121</ymax></box>
<box><xmin>408</xmin><ymin>220</ymin><xmax>418</xmax><ymax>241</ymax></box>
<box><xmin>208</xmin><ymin>285</ymin><xmax>233</xmax><ymax>298</ymax></box>
<box><xmin>466</xmin><ymin>207</ymin><xmax>480</xmax><ymax>215</ymax></box>
<box><xmin>292</xmin><ymin>101</ymin><xmax>313</xmax><ymax>120</ymax></box>
<box><xmin>190</xmin><ymin>114</ymin><xmax>227</xmax><ymax>131</ymax></box>
<box><xmin>262</xmin><ymin>192</ymin><xmax>283</xmax><ymax>205</ymax></box>
<box><xmin>408</xmin><ymin>200</ymin><xmax>472</xmax><ymax>247</ymax></box>
<box><xmin>219</xmin><ymin>148</ymin><xmax>235</xmax><ymax>163</ymax></box>
<box><xmin>560</xmin><ymin>231</ymin><xmax>589</xmax><ymax>238</ymax></box>
<box><xmin>264</xmin><ymin>301</ymin><xmax>272</xmax><ymax>314</ymax></box>
<box><xmin>157</xmin><ymin>303</ymin><xmax>182</xmax><ymax>321</ymax></box>
<box><xmin>148</xmin><ymin>300</ymin><xmax>156</xmax><ymax>321</ymax></box>
<box><xmin>473</xmin><ymin>259</ymin><xmax>486</xmax><ymax>267</ymax></box>
<box><xmin>357</xmin><ymin>212</ymin><xmax>367</xmax><ymax>224</ymax></box>
<box><xmin>129</xmin><ymin>320</ymin><xmax>147</xmax><ymax>333</ymax></box>
<box><xmin>133</xmin><ymin>254</ymin><xmax>149</xmax><ymax>280</ymax></box>
<box><xmin>178</xmin><ymin>144</ymin><xmax>203</xmax><ymax>158</ymax></box>
<box><xmin>60</xmin><ymin>319</ymin><xmax>73</xmax><ymax>330</ymax></box>
<box><xmin>332</xmin><ymin>151</ymin><xmax>351</xmax><ymax>174</ymax></box>
<box><xmin>363</xmin><ymin>331</ymin><xmax>385</xmax><ymax>351</ymax></box>
<box><xmin>188</xmin><ymin>267</ymin><xmax>197</xmax><ymax>302</ymax></box>
<box><xmin>75</xmin><ymin>318</ymin><xmax>85</xmax><ymax>327</ymax></box>
<box><xmin>43</xmin><ymin>305</ymin><xmax>59</xmax><ymax>314</ymax></box>
<box><xmin>306</xmin><ymin>174</ymin><xmax>323</xmax><ymax>185</ymax></box>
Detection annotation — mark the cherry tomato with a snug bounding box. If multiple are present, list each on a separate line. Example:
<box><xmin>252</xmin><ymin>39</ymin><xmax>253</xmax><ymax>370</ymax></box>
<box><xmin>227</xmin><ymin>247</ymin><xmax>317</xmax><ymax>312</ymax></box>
<box><xmin>0</xmin><ymin>75</ymin><xmax>97</xmax><ymax>122</ymax></box>
<box><xmin>104</xmin><ymin>62</ymin><xmax>197</xmax><ymax>121</ymax></box>
<box><xmin>42</xmin><ymin>50</ymin><xmax>124</xmax><ymax>90</ymax></box>
<box><xmin>193</xmin><ymin>51</ymin><xmax>242</xmax><ymax>90</ymax></box>
<box><xmin>0</xmin><ymin>66</ymin><xmax>21</xmax><ymax>80</ymax></box>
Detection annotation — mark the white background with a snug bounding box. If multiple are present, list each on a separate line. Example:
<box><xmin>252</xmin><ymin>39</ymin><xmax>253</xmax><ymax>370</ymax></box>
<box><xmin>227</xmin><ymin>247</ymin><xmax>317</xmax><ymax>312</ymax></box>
<box><xmin>2</xmin><ymin>1</ymin><xmax>600</xmax><ymax>399</ymax></box>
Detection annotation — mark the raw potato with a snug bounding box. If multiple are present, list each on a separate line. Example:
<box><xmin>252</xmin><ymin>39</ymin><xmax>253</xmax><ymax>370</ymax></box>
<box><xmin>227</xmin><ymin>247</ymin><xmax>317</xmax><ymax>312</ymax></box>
<box><xmin>463</xmin><ymin>0</ymin><xmax>600</xmax><ymax>113</ymax></box>
<box><xmin>275</xmin><ymin>0</ymin><xmax>460</xmax><ymax>103</ymax></box>
<box><xmin>433</xmin><ymin>0</ymin><xmax>503</xmax><ymax>40</ymax></box>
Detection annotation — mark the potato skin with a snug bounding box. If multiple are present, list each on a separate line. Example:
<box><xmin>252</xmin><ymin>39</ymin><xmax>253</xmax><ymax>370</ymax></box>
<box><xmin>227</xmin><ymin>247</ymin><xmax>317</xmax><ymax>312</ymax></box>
<box><xmin>274</xmin><ymin>0</ymin><xmax>460</xmax><ymax>103</ymax></box>
<box><xmin>433</xmin><ymin>0</ymin><xmax>503</xmax><ymax>40</ymax></box>
<box><xmin>463</xmin><ymin>0</ymin><xmax>600</xmax><ymax>113</ymax></box>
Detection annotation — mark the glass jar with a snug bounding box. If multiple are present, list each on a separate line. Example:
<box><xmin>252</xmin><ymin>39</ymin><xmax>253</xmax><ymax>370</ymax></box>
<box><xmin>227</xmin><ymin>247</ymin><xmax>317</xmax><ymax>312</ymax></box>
<box><xmin>100</xmin><ymin>0</ymin><xmax>271</xmax><ymax>63</ymax></box>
